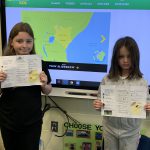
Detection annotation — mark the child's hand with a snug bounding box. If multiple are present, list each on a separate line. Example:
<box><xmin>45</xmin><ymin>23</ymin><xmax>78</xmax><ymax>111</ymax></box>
<box><xmin>144</xmin><ymin>103</ymin><xmax>150</xmax><ymax>111</ymax></box>
<box><xmin>0</xmin><ymin>71</ymin><xmax>7</xmax><ymax>82</ymax></box>
<box><xmin>93</xmin><ymin>99</ymin><xmax>104</xmax><ymax>110</ymax></box>
<box><xmin>40</xmin><ymin>71</ymin><xmax>48</xmax><ymax>87</ymax></box>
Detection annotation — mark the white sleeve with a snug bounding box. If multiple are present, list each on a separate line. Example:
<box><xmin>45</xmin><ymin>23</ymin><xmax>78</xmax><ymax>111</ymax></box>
<box><xmin>97</xmin><ymin>77</ymin><xmax>105</xmax><ymax>99</ymax></box>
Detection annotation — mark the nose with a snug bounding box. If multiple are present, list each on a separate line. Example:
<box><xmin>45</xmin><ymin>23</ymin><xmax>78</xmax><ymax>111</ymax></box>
<box><xmin>123</xmin><ymin>57</ymin><xmax>129</xmax><ymax>62</ymax></box>
<box><xmin>22</xmin><ymin>41</ymin><xmax>28</xmax><ymax>47</ymax></box>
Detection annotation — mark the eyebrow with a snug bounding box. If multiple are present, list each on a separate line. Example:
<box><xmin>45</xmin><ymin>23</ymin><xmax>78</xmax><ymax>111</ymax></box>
<box><xmin>15</xmin><ymin>38</ymin><xmax>33</xmax><ymax>41</ymax></box>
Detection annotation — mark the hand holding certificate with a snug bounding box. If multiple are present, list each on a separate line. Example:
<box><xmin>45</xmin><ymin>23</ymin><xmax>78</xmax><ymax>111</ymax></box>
<box><xmin>101</xmin><ymin>85</ymin><xmax>147</xmax><ymax>118</ymax></box>
<box><xmin>0</xmin><ymin>55</ymin><xmax>42</xmax><ymax>88</ymax></box>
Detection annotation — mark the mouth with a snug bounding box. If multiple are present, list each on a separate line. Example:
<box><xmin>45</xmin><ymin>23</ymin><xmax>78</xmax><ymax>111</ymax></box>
<box><xmin>20</xmin><ymin>49</ymin><xmax>30</xmax><ymax>52</ymax></box>
<box><xmin>123</xmin><ymin>64</ymin><xmax>129</xmax><ymax>67</ymax></box>
<box><xmin>21</xmin><ymin>51</ymin><xmax>29</xmax><ymax>53</ymax></box>
<box><xmin>18</xmin><ymin>50</ymin><xmax>30</xmax><ymax>55</ymax></box>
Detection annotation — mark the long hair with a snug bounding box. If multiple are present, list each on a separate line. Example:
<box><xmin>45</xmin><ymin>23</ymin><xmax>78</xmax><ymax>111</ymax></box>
<box><xmin>3</xmin><ymin>22</ymin><xmax>35</xmax><ymax>56</ymax></box>
<box><xmin>108</xmin><ymin>36</ymin><xmax>142</xmax><ymax>80</ymax></box>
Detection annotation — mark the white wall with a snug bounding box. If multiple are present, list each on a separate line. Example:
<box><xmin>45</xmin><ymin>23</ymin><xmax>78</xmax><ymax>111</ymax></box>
<box><xmin>41</xmin><ymin>96</ymin><xmax>150</xmax><ymax>150</ymax></box>
<box><xmin>0</xmin><ymin>16</ymin><xmax>4</xmax><ymax>150</ymax></box>
<box><xmin>41</xmin><ymin>96</ymin><xmax>102</xmax><ymax>150</ymax></box>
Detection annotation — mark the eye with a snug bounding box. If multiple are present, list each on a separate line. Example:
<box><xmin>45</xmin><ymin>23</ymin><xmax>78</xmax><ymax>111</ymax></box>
<box><xmin>15</xmin><ymin>39</ymin><xmax>33</xmax><ymax>44</ymax></box>
<box><xmin>118</xmin><ymin>55</ymin><xmax>124</xmax><ymax>59</ymax></box>
<box><xmin>16</xmin><ymin>39</ymin><xmax>23</xmax><ymax>43</ymax></box>
<box><xmin>127</xmin><ymin>55</ymin><xmax>131</xmax><ymax>58</ymax></box>
<box><xmin>26</xmin><ymin>40</ymin><xmax>33</xmax><ymax>43</ymax></box>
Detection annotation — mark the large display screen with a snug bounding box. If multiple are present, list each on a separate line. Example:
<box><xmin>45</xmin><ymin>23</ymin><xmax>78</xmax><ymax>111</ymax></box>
<box><xmin>1</xmin><ymin>0</ymin><xmax>150</xmax><ymax>98</ymax></box>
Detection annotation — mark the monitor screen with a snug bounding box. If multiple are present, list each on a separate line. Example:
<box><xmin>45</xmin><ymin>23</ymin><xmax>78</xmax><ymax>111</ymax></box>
<box><xmin>1</xmin><ymin>0</ymin><xmax>150</xmax><ymax>98</ymax></box>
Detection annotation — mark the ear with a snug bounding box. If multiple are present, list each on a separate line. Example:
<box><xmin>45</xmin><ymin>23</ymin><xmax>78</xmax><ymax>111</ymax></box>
<box><xmin>10</xmin><ymin>39</ymin><xmax>13</xmax><ymax>47</ymax></box>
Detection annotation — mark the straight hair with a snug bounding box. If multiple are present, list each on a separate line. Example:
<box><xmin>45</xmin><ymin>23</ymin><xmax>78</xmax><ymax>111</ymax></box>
<box><xmin>3</xmin><ymin>22</ymin><xmax>35</xmax><ymax>56</ymax></box>
<box><xmin>108</xmin><ymin>36</ymin><xmax>142</xmax><ymax>80</ymax></box>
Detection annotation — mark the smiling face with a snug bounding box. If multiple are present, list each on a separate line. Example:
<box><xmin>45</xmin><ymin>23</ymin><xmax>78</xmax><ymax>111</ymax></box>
<box><xmin>118</xmin><ymin>46</ymin><xmax>131</xmax><ymax>76</ymax></box>
<box><xmin>10</xmin><ymin>32</ymin><xmax>34</xmax><ymax>55</ymax></box>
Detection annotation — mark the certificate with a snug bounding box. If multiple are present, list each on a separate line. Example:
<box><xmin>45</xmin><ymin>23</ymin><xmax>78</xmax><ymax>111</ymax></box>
<box><xmin>101</xmin><ymin>85</ymin><xmax>147</xmax><ymax>118</ymax></box>
<box><xmin>0</xmin><ymin>55</ymin><xmax>42</xmax><ymax>88</ymax></box>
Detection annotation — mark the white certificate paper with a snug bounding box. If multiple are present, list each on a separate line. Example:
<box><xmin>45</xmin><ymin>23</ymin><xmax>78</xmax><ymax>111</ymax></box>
<box><xmin>101</xmin><ymin>85</ymin><xmax>147</xmax><ymax>118</ymax></box>
<box><xmin>0</xmin><ymin>55</ymin><xmax>42</xmax><ymax>88</ymax></box>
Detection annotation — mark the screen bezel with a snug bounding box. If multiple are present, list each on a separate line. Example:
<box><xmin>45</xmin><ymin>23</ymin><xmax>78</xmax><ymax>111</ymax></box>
<box><xmin>0</xmin><ymin>1</ymin><xmax>100</xmax><ymax>98</ymax></box>
<box><xmin>0</xmin><ymin>1</ymin><xmax>102</xmax><ymax>91</ymax></box>
<box><xmin>1</xmin><ymin>1</ymin><xmax>150</xmax><ymax>98</ymax></box>
<box><xmin>0</xmin><ymin>0</ymin><xmax>6</xmax><ymax>50</ymax></box>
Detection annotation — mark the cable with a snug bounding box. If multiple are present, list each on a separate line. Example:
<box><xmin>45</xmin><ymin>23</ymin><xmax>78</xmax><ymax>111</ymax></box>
<box><xmin>47</xmin><ymin>96</ymin><xmax>80</xmax><ymax>123</ymax></box>
<box><xmin>42</xmin><ymin>103</ymin><xmax>51</xmax><ymax>117</ymax></box>
<box><xmin>47</xmin><ymin>96</ymin><xmax>80</xmax><ymax>137</ymax></box>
